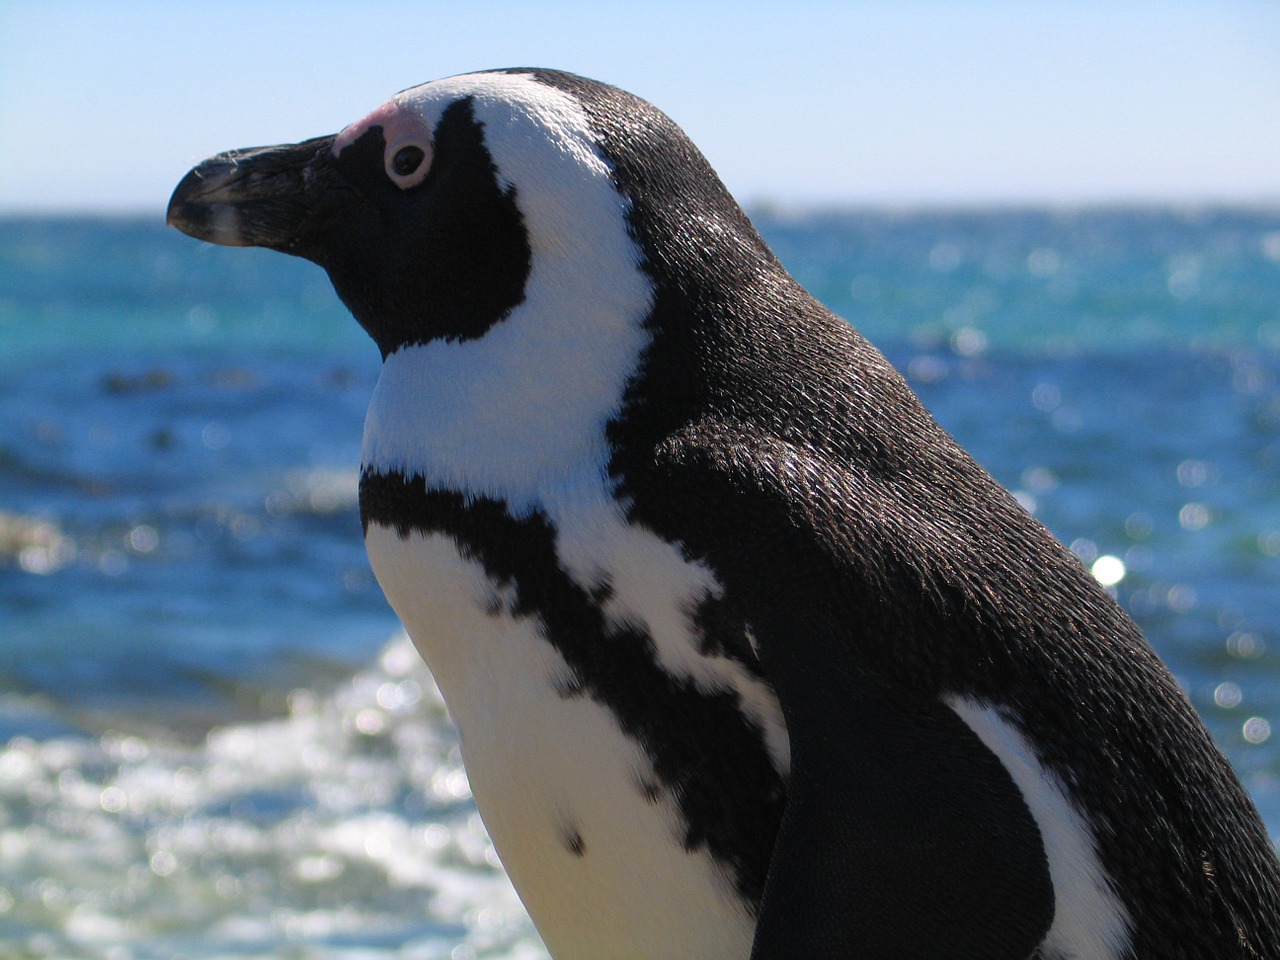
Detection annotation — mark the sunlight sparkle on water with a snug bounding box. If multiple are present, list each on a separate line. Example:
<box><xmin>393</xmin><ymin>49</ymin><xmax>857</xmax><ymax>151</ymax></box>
<box><xmin>1214</xmin><ymin>682</ymin><xmax>1243</xmax><ymax>709</ymax></box>
<box><xmin>1090</xmin><ymin>555</ymin><xmax>1126</xmax><ymax>587</ymax></box>
<box><xmin>1244</xmin><ymin>718</ymin><xmax>1273</xmax><ymax>745</ymax></box>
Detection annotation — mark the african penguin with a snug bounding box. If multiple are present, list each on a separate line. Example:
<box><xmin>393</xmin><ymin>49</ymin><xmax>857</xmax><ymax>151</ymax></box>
<box><xmin>168</xmin><ymin>68</ymin><xmax>1280</xmax><ymax>959</ymax></box>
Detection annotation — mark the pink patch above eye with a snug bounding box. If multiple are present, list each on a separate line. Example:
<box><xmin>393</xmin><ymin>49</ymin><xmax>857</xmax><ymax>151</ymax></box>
<box><xmin>333</xmin><ymin>102</ymin><xmax>402</xmax><ymax>155</ymax></box>
<box><xmin>333</xmin><ymin>100</ymin><xmax>433</xmax><ymax>157</ymax></box>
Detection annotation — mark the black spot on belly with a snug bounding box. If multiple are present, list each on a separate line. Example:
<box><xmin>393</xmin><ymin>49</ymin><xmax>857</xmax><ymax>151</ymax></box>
<box><xmin>563</xmin><ymin>827</ymin><xmax>587</xmax><ymax>858</ymax></box>
<box><xmin>360</xmin><ymin>470</ymin><xmax>786</xmax><ymax>909</ymax></box>
<box><xmin>636</xmin><ymin>776</ymin><xmax>663</xmax><ymax>805</ymax></box>
<box><xmin>552</xmin><ymin>672</ymin><xmax>587</xmax><ymax>699</ymax></box>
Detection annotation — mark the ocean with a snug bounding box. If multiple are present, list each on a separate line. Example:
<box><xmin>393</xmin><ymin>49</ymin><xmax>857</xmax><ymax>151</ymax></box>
<box><xmin>2</xmin><ymin>208</ymin><xmax>1279</xmax><ymax>958</ymax></box>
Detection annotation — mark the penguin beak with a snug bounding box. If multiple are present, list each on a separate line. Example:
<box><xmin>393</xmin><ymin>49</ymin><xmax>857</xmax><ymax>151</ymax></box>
<box><xmin>166</xmin><ymin>135</ymin><xmax>346</xmax><ymax>258</ymax></box>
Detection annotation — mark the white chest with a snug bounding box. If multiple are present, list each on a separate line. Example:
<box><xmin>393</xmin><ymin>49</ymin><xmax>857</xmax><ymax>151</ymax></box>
<box><xmin>364</xmin><ymin>510</ymin><xmax>774</xmax><ymax>960</ymax></box>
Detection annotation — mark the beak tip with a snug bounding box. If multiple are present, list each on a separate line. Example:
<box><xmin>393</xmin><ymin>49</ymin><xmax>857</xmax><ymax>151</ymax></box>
<box><xmin>165</xmin><ymin>134</ymin><xmax>337</xmax><ymax>251</ymax></box>
<box><xmin>166</xmin><ymin>168</ymin><xmax>210</xmax><ymax>237</ymax></box>
<box><xmin>166</xmin><ymin>193</ymin><xmax>251</xmax><ymax>248</ymax></box>
<box><xmin>164</xmin><ymin>194</ymin><xmax>184</xmax><ymax>231</ymax></box>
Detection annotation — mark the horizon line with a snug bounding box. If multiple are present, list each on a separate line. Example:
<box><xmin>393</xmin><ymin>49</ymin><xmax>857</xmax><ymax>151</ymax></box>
<box><xmin>4</xmin><ymin>196</ymin><xmax>1280</xmax><ymax>221</ymax></box>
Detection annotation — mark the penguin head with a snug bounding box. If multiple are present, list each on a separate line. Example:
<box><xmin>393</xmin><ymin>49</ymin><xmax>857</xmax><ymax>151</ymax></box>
<box><xmin>168</xmin><ymin>69</ymin><xmax>763</xmax><ymax>360</ymax></box>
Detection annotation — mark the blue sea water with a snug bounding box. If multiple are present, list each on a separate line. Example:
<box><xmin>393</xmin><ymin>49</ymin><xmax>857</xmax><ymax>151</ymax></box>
<box><xmin>1</xmin><ymin>208</ymin><xmax>1279</xmax><ymax>957</ymax></box>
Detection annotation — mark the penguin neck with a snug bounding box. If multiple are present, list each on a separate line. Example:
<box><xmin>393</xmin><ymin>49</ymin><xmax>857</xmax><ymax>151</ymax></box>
<box><xmin>360</xmin><ymin>269</ymin><xmax>654</xmax><ymax>512</ymax></box>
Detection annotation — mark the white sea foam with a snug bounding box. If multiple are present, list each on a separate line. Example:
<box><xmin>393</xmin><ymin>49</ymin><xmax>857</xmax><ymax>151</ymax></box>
<box><xmin>0</xmin><ymin>633</ymin><xmax>547</xmax><ymax>960</ymax></box>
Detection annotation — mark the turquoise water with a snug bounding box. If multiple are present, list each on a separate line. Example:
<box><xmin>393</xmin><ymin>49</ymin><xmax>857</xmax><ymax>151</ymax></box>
<box><xmin>1</xmin><ymin>209</ymin><xmax>1279</xmax><ymax>957</ymax></box>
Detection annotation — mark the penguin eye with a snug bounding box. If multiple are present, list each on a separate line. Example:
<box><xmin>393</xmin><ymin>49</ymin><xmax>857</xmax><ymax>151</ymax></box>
<box><xmin>384</xmin><ymin>141</ymin><xmax>431</xmax><ymax>188</ymax></box>
<box><xmin>393</xmin><ymin>146</ymin><xmax>425</xmax><ymax>176</ymax></box>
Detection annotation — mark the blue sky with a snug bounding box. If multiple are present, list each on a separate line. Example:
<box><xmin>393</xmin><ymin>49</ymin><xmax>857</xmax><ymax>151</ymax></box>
<box><xmin>1</xmin><ymin>0</ymin><xmax>1278</xmax><ymax>212</ymax></box>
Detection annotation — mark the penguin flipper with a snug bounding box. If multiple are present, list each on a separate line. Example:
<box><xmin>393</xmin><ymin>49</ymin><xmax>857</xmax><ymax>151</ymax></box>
<box><xmin>647</xmin><ymin>420</ymin><xmax>1055</xmax><ymax>959</ymax></box>
<box><xmin>745</xmin><ymin>663</ymin><xmax>1054</xmax><ymax>959</ymax></box>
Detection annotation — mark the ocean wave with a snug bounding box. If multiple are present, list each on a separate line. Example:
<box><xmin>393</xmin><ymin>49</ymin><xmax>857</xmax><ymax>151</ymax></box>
<box><xmin>267</xmin><ymin>467</ymin><xmax>361</xmax><ymax>518</ymax></box>
<box><xmin>0</xmin><ymin>634</ymin><xmax>546</xmax><ymax>960</ymax></box>
<box><xmin>0</xmin><ymin>463</ymin><xmax>361</xmax><ymax>576</ymax></box>
<box><xmin>0</xmin><ymin>510</ymin><xmax>77</xmax><ymax>575</ymax></box>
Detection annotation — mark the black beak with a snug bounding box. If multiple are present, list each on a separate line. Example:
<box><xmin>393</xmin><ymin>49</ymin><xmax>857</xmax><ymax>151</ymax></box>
<box><xmin>166</xmin><ymin>135</ymin><xmax>343</xmax><ymax>257</ymax></box>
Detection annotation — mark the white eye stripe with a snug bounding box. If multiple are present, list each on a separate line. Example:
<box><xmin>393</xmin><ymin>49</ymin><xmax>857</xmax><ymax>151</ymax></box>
<box><xmin>384</xmin><ymin>138</ymin><xmax>432</xmax><ymax>189</ymax></box>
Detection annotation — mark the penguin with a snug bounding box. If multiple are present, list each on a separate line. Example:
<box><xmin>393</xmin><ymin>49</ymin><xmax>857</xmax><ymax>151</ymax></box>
<box><xmin>167</xmin><ymin>68</ymin><xmax>1280</xmax><ymax>959</ymax></box>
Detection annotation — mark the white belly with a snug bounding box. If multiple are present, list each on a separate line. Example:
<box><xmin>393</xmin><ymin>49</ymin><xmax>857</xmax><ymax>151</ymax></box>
<box><xmin>365</xmin><ymin>522</ymin><xmax>757</xmax><ymax>960</ymax></box>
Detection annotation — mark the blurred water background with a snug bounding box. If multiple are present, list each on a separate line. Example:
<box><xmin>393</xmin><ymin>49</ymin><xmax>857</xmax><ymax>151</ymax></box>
<box><xmin>1</xmin><ymin>207</ymin><xmax>1278</xmax><ymax>958</ymax></box>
